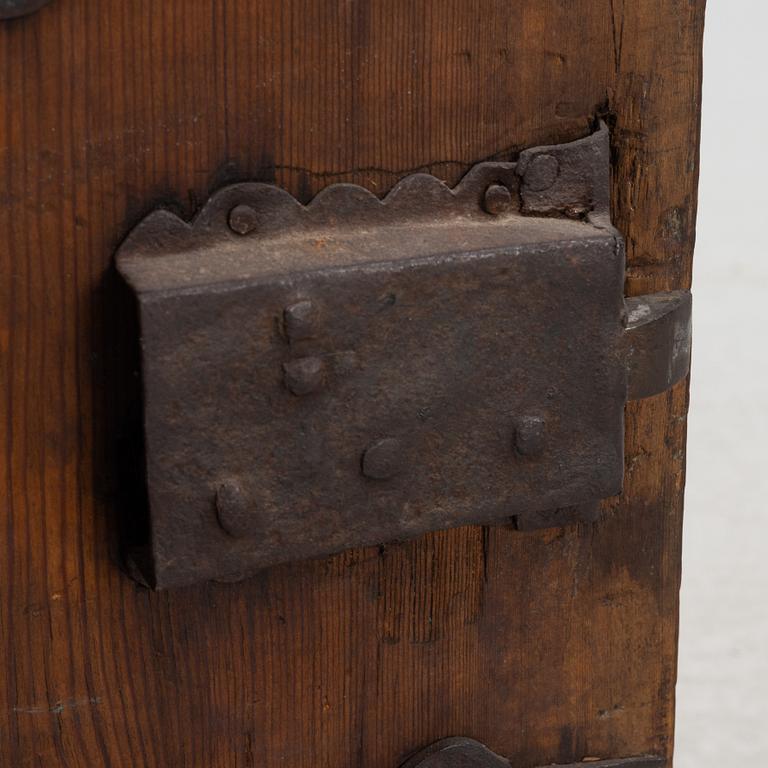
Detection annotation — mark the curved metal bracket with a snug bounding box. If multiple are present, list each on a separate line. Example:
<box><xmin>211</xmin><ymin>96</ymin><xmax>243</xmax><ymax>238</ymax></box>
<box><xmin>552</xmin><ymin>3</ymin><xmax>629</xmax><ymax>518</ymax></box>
<box><xmin>400</xmin><ymin>739</ymin><xmax>663</xmax><ymax>768</ymax></box>
<box><xmin>401</xmin><ymin>739</ymin><xmax>510</xmax><ymax>768</ymax></box>
<box><xmin>0</xmin><ymin>0</ymin><xmax>52</xmax><ymax>20</ymax></box>
<box><xmin>117</xmin><ymin>123</ymin><xmax>691</xmax><ymax>587</ymax></box>
<box><xmin>625</xmin><ymin>290</ymin><xmax>692</xmax><ymax>400</ymax></box>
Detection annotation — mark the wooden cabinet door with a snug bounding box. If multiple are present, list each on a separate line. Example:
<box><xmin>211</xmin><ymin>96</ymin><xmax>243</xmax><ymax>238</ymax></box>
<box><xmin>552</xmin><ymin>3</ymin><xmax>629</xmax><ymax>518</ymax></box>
<box><xmin>0</xmin><ymin>2</ymin><xmax>704</xmax><ymax>766</ymax></box>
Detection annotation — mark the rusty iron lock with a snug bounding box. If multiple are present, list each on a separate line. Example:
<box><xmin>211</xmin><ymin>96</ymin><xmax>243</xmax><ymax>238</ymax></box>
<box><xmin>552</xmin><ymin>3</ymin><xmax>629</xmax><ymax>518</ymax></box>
<box><xmin>117</xmin><ymin>123</ymin><xmax>691</xmax><ymax>588</ymax></box>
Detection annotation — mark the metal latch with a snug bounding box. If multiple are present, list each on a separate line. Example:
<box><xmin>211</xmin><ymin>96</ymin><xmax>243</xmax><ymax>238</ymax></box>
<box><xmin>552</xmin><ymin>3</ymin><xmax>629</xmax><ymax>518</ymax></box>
<box><xmin>117</xmin><ymin>123</ymin><xmax>691</xmax><ymax>588</ymax></box>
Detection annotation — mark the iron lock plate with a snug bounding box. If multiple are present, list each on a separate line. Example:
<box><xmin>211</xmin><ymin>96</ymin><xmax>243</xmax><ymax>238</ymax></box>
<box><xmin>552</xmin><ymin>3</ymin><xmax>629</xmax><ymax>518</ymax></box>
<box><xmin>117</xmin><ymin>124</ymin><xmax>690</xmax><ymax>588</ymax></box>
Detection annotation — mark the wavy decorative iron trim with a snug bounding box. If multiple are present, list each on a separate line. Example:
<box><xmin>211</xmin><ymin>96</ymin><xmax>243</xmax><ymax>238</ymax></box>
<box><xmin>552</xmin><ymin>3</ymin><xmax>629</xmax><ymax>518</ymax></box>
<box><xmin>119</xmin><ymin>122</ymin><xmax>611</xmax><ymax>257</ymax></box>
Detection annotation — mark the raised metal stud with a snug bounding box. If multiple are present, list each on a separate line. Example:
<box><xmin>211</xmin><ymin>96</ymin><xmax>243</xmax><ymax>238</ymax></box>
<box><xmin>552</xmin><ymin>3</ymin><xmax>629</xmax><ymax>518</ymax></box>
<box><xmin>514</xmin><ymin>416</ymin><xmax>546</xmax><ymax>457</ymax></box>
<box><xmin>215</xmin><ymin>478</ymin><xmax>252</xmax><ymax>538</ymax></box>
<box><xmin>283</xmin><ymin>356</ymin><xmax>325</xmax><ymax>395</ymax></box>
<box><xmin>483</xmin><ymin>184</ymin><xmax>513</xmax><ymax>215</ymax></box>
<box><xmin>522</xmin><ymin>154</ymin><xmax>559</xmax><ymax>192</ymax></box>
<box><xmin>228</xmin><ymin>204</ymin><xmax>259</xmax><ymax>235</ymax></box>
<box><xmin>284</xmin><ymin>300</ymin><xmax>316</xmax><ymax>342</ymax></box>
<box><xmin>362</xmin><ymin>438</ymin><xmax>403</xmax><ymax>480</ymax></box>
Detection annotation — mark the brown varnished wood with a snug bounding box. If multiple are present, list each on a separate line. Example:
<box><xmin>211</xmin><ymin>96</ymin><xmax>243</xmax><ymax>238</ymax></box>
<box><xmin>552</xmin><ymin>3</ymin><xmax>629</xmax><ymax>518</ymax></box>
<box><xmin>0</xmin><ymin>1</ymin><xmax>704</xmax><ymax>766</ymax></box>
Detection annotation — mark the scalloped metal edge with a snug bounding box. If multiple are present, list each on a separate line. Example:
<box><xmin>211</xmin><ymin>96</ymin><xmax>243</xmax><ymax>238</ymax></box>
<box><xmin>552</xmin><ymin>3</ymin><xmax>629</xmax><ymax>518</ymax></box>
<box><xmin>117</xmin><ymin>122</ymin><xmax>611</xmax><ymax>259</ymax></box>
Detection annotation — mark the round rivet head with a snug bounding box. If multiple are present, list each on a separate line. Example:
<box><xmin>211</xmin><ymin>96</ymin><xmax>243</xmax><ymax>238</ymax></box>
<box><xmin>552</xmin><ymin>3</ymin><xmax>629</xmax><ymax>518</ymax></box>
<box><xmin>283</xmin><ymin>356</ymin><xmax>325</xmax><ymax>395</ymax></box>
<box><xmin>565</xmin><ymin>204</ymin><xmax>588</xmax><ymax>220</ymax></box>
<box><xmin>215</xmin><ymin>478</ymin><xmax>252</xmax><ymax>538</ymax></box>
<box><xmin>228</xmin><ymin>204</ymin><xmax>259</xmax><ymax>235</ymax></box>
<box><xmin>523</xmin><ymin>154</ymin><xmax>559</xmax><ymax>192</ymax></box>
<box><xmin>483</xmin><ymin>184</ymin><xmax>513</xmax><ymax>215</ymax></box>
<box><xmin>362</xmin><ymin>438</ymin><xmax>403</xmax><ymax>480</ymax></box>
<box><xmin>514</xmin><ymin>416</ymin><xmax>546</xmax><ymax>457</ymax></box>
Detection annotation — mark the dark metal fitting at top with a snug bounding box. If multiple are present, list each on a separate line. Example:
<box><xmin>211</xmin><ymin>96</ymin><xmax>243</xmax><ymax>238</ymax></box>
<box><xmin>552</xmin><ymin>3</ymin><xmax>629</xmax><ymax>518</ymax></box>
<box><xmin>0</xmin><ymin>0</ymin><xmax>53</xmax><ymax>20</ymax></box>
<box><xmin>400</xmin><ymin>737</ymin><xmax>664</xmax><ymax>768</ymax></box>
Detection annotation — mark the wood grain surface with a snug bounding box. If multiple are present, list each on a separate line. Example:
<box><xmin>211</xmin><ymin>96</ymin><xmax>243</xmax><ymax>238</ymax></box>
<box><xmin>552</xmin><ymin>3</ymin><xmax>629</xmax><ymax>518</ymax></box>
<box><xmin>0</xmin><ymin>1</ymin><xmax>705</xmax><ymax>766</ymax></box>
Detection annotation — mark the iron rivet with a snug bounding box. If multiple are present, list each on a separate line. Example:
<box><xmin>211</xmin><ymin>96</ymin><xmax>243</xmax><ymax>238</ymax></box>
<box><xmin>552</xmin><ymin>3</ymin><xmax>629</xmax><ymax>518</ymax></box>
<box><xmin>483</xmin><ymin>184</ymin><xmax>513</xmax><ymax>215</ymax></box>
<box><xmin>565</xmin><ymin>204</ymin><xmax>588</xmax><ymax>219</ymax></box>
<box><xmin>362</xmin><ymin>438</ymin><xmax>403</xmax><ymax>480</ymax></box>
<box><xmin>228</xmin><ymin>204</ymin><xmax>259</xmax><ymax>235</ymax></box>
<box><xmin>284</xmin><ymin>300</ymin><xmax>316</xmax><ymax>341</ymax></box>
<box><xmin>215</xmin><ymin>478</ymin><xmax>252</xmax><ymax>538</ymax></box>
<box><xmin>283</xmin><ymin>356</ymin><xmax>325</xmax><ymax>395</ymax></box>
<box><xmin>514</xmin><ymin>416</ymin><xmax>546</xmax><ymax>457</ymax></box>
<box><xmin>523</xmin><ymin>154</ymin><xmax>559</xmax><ymax>192</ymax></box>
